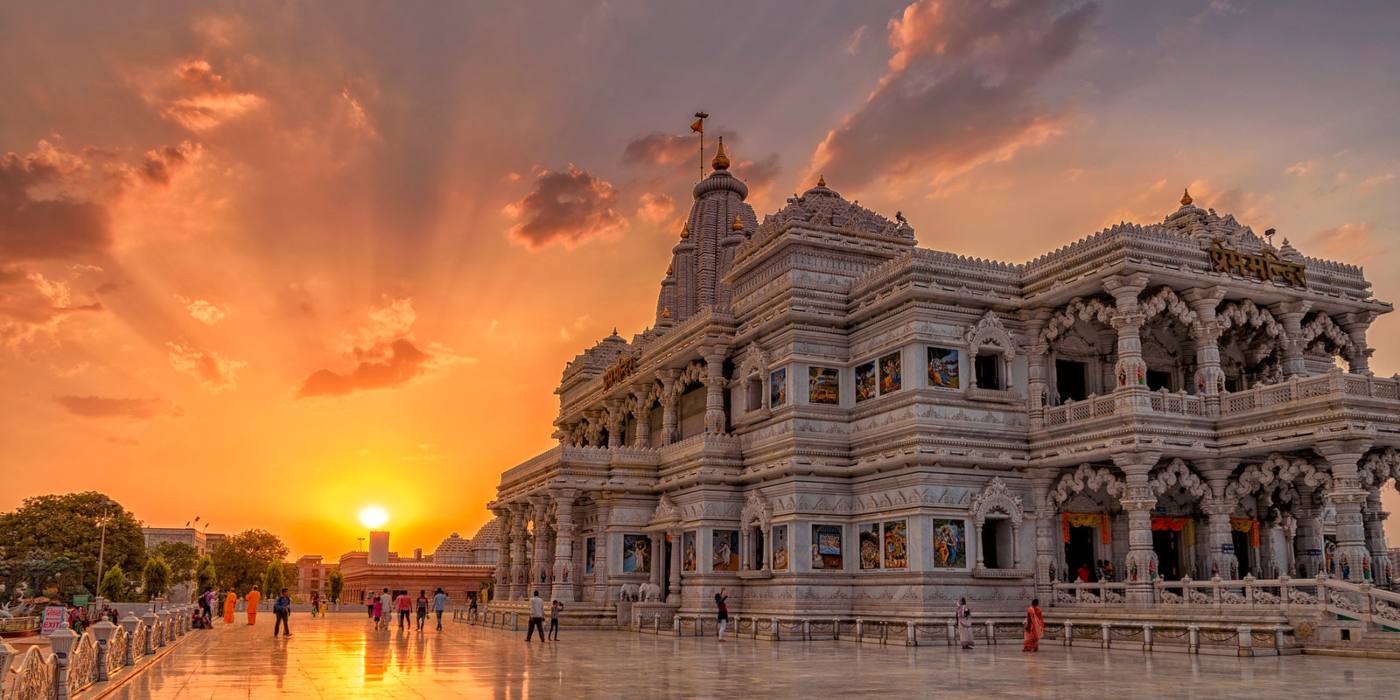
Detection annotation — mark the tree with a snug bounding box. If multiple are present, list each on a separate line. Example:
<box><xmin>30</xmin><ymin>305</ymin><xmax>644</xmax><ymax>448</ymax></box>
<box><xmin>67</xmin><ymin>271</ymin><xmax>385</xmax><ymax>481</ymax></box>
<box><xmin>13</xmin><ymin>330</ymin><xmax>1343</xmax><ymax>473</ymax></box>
<box><xmin>263</xmin><ymin>561</ymin><xmax>284</xmax><ymax>595</ymax></box>
<box><xmin>100</xmin><ymin>564</ymin><xmax>127</xmax><ymax>602</ymax></box>
<box><xmin>0</xmin><ymin>551</ymin><xmax>81</xmax><ymax>601</ymax></box>
<box><xmin>195</xmin><ymin>556</ymin><xmax>217</xmax><ymax>594</ymax></box>
<box><xmin>0</xmin><ymin>492</ymin><xmax>146</xmax><ymax>594</ymax></box>
<box><xmin>327</xmin><ymin>570</ymin><xmax>344</xmax><ymax>604</ymax></box>
<box><xmin>143</xmin><ymin>557</ymin><xmax>171</xmax><ymax>600</ymax></box>
<box><xmin>210</xmin><ymin>529</ymin><xmax>288</xmax><ymax>595</ymax></box>
<box><xmin>280</xmin><ymin>562</ymin><xmax>299</xmax><ymax>591</ymax></box>
<box><xmin>150</xmin><ymin>542</ymin><xmax>199</xmax><ymax>585</ymax></box>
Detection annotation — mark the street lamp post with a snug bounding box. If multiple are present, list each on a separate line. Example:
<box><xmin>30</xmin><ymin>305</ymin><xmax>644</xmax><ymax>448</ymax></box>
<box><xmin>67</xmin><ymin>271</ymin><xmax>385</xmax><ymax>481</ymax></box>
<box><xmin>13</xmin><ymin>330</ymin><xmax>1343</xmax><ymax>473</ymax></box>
<box><xmin>96</xmin><ymin>507</ymin><xmax>111</xmax><ymax>597</ymax></box>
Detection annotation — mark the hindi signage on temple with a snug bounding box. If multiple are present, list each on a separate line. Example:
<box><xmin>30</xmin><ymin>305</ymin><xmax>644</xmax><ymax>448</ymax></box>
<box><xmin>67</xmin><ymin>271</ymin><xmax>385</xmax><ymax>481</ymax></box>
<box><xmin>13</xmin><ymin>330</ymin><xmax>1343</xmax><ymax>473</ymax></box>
<box><xmin>1208</xmin><ymin>239</ymin><xmax>1307</xmax><ymax>287</ymax></box>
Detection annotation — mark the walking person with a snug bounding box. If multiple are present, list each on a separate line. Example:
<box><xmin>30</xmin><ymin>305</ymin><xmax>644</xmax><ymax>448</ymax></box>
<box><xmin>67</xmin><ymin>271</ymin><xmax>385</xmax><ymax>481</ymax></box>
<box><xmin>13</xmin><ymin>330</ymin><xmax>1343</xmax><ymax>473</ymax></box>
<box><xmin>245</xmin><ymin>585</ymin><xmax>261</xmax><ymax>626</ymax></box>
<box><xmin>379</xmin><ymin>589</ymin><xmax>393</xmax><ymax>631</ymax></box>
<box><xmin>467</xmin><ymin>594</ymin><xmax>478</xmax><ymax>621</ymax></box>
<box><xmin>310</xmin><ymin>592</ymin><xmax>320</xmax><ymax>618</ymax></box>
<box><xmin>223</xmin><ymin>588</ymin><xmax>237</xmax><ymax>624</ymax></box>
<box><xmin>956</xmin><ymin>597</ymin><xmax>974</xmax><ymax>649</ymax></box>
<box><xmin>548</xmin><ymin>599</ymin><xmax>563</xmax><ymax>640</ymax></box>
<box><xmin>198</xmin><ymin>588</ymin><xmax>213</xmax><ymax>627</ymax></box>
<box><xmin>366</xmin><ymin>590</ymin><xmax>375</xmax><ymax>619</ymax></box>
<box><xmin>433</xmin><ymin>588</ymin><xmax>448</xmax><ymax>631</ymax></box>
<box><xmin>525</xmin><ymin>590</ymin><xmax>545</xmax><ymax>642</ymax></box>
<box><xmin>715</xmin><ymin>588</ymin><xmax>729</xmax><ymax>642</ymax></box>
<box><xmin>395</xmin><ymin>590</ymin><xmax>412</xmax><ymax>630</ymax></box>
<box><xmin>273</xmin><ymin>588</ymin><xmax>292</xmax><ymax>638</ymax></box>
<box><xmin>415</xmin><ymin>590</ymin><xmax>429</xmax><ymax>631</ymax></box>
<box><xmin>371</xmin><ymin>589</ymin><xmax>385</xmax><ymax>629</ymax></box>
<box><xmin>1022</xmin><ymin>598</ymin><xmax>1045</xmax><ymax>652</ymax></box>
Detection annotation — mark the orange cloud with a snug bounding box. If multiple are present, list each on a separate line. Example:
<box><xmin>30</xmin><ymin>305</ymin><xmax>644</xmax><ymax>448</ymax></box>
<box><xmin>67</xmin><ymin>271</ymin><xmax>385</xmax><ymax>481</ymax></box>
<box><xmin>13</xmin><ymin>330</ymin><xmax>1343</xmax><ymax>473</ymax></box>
<box><xmin>173</xmin><ymin>294</ymin><xmax>226</xmax><ymax>325</ymax></box>
<box><xmin>54</xmin><ymin>395</ymin><xmax>168</xmax><ymax>420</ymax></box>
<box><xmin>1312</xmin><ymin>223</ymin><xmax>1386</xmax><ymax>259</ymax></box>
<box><xmin>0</xmin><ymin>269</ymin><xmax>103</xmax><ymax>345</ymax></box>
<box><xmin>154</xmin><ymin>59</ymin><xmax>264</xmax><ymax>132</ymax></box>
<box><xmin>503</xmin><ymin>165</ymin><xmax>627</xmax><ymax>250</ymax></box>
<box><xmin>636</xmin><ymin>192</ymin><xmax>675</xmax><ymax>224</ymax></box>
<box><xmin>297</xmin><ymin>298</ymin><xmax>470</xmax><ymax>398</ymax></box>
<box><xmin>167</xmin><ymin>342</ymin><xmax>245</xmax><ymax>392</ymax></box>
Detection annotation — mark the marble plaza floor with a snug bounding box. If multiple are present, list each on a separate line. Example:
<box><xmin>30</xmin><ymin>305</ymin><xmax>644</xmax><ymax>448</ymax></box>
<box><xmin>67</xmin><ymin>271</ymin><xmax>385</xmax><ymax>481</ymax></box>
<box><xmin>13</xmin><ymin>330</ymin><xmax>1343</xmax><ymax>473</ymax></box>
<box><xmin>102</xmin><ymin>613</ymin><xmax>1399</xmax><ymax>699</ymax></box>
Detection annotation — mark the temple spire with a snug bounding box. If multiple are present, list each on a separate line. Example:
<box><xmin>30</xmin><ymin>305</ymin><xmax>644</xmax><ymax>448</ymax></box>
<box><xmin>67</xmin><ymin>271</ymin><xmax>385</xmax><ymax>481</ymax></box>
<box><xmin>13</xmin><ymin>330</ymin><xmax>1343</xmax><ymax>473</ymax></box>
<box><xmin>712</xmin><ymin>137</ymin><xmax>730</xmax><ymax>171</ymax></box>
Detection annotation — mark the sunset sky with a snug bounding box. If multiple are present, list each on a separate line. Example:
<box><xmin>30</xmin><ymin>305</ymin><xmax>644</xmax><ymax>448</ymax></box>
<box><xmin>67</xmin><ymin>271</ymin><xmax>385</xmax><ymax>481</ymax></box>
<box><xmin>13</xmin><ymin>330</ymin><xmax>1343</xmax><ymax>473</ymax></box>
<box><xmin>3</xmin><ymin>0</ymin><xmax>1399</xmax><ymax>557</ymax></box>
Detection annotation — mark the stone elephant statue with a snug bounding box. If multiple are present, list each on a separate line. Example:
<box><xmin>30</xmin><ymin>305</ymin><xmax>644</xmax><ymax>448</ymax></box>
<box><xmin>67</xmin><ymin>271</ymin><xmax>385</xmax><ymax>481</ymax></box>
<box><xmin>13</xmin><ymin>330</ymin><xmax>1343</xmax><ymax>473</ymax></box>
<box><xmin>618</xmin><ymin>584</ymin><xmax>639</xmax><ymax>601</ymax></box>
<box><xmin>639</xmin><ymin>582</ymin><xmax>662</xmax><ymax>602</ymax></box>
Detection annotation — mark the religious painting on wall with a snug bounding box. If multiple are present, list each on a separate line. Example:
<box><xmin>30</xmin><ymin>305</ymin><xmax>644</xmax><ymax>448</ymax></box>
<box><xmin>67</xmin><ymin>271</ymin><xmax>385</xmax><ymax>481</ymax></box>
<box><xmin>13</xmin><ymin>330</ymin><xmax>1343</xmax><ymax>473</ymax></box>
<box><xmin>812</xmin><ymin>524</ymin><xmax>843</xmax><ymax>569</ymax></box>
<box><xmin>772</xmin><ymin>525</ymin><xmax>788</xmax><ymax>571</ymax></box>
<box><xmin>883</xmin><ymin>520</ymin><xmax>908</xmax><ymax>568</ymax></box>
<box><xmin>622</xmin><ymin>534</ymin><xmax>650</xmax><ymax>573</ymax></box>
<box><xmin>880</xmin><ymin>352</ymin><xmax>902</xmax><ymax>394</ymax></box>
<box><xmin>809</xmin><ymin>366</ymin><xmax>840</xmax><ymax>404</ymax></box>
<box><xmin>770</xmin><ymin>368</ymin><xmax>787</xmax><ymax>408</ymax></box>
<box><xmin>855</xmin><ymin>361</ymin><xmax>877</xmax><ymax>402</ymax></box>
<box><xmin>859</xmin><ymin>523</ymin><xmax>881</xmax><ymax>570</ymax></box>
<box><xmin>585</xmin><ymin>537</ymin><xmax>596</xmax><ymax>575</ymax></box>
<box><xmin>712</xmin><ymin>530</ymin><xmax>740</xmax><ymax>571</ymax></box>
<box><xmin>932</xmin><ymin>519</ymin><xmax>967</xmax><ymax>569</ymax></box>
<box><xmin>928</xmin><ymin>347</ymin><xmax>960</xmax><ymax>389</ymax></box>
<box><xmin>682</xmin><ymin>531</ymin><xmax>697</xmax><ymax>572</ymax></box>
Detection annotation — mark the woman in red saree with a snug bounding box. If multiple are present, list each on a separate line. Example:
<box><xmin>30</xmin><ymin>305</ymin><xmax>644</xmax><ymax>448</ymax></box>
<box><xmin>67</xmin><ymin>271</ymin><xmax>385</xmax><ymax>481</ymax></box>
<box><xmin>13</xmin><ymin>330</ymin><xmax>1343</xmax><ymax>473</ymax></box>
<box><xmin>1022</xmin><ymin>598</ymin><xmax>1044</xmax><ymax>652</ymax></box>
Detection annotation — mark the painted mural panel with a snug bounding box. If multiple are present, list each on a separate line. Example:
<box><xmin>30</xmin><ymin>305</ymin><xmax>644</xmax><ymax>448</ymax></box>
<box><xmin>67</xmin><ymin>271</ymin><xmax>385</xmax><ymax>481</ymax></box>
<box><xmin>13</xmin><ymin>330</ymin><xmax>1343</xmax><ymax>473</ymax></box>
<box><xmin>712</xmin><ymin>530</ymin><xmax>739</xmax><ymax>571</ymax></box>
<box><xmin>772</xmin><ymin>525</ymin><xmax>788</xmax><ymax>571</ymax></box>
<box><xmin>585</xmin><ymin>537</ymin><xmax>596</xmax><ymax>574</ymax></box>
<box><xmin>859</xmin><ymin>523</ymin><xmax>881</xmax><ymax>570</ymax></box>
<box><xmin>682</xmin><ymin>531</ymin><xmax>697</xmax><ymax>572</ymax></box>
<box><xmin>880</xmin><ymin>352</ymin><xmax>902</xmax><ymax>394</ymax></box>
<box><xmin>854</xmin><ymin>361</ymin><xmax>876</xmax><ymax>402</ymax></box>
<box><xmin>883</xmin><ymin>520</ymin><xmax>908</xmax><ymax>568</ymax></box>
<box><xmin>770</xmin><ymin>368</ymin><xmax>787</xmax><ymax>408</ymax></box>
<box><xmin>808</xmin><ymin>366</ymin><xmax>840</xmax><ymax>404</ymax></box>
<box><xmin>811</xmin><ymin>524</ymin><xmax>843</xmax><ymax>569</ymax></box>
<box><xmin>928</xmin><ymin>347</ymin><xmax>960</xmax><ymax>389</ymax></box>
<box><xmin>622</xmin><ymin>534</ymin><xmax>651</xmax><ymax>573</ymax></box>
<box><xmin>932</xmin><ymin>519</ymin><xmax>968</xmax><ymax>569</ymax></box>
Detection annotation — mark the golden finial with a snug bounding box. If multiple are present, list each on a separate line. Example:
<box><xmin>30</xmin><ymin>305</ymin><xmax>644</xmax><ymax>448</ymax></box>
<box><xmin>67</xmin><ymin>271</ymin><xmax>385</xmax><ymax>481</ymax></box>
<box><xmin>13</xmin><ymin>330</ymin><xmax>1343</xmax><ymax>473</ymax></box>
<box><xmin>712</xmin><ymin>137</ymin><xmax>730</xmax><ymax>171</ymax></box>
<box><xmin>1180</xmin><ymin>188</ymin><xmax>1193</xmax><ymax>206</ymax></box>
<box><xmin>817</xmin><ymin>174</ymin><xmax>827</xmax><ymax>188</ymax></box>
<box><xmin>661</xmin><ymin>307</ymin><xmax>671</xmax><ymax>319</ymax></box>
<box><xmin>666</xmin><ymin>263</ymin><xmax>673</xmax><ymax>275</ymax></box>
<box><xmin>731</xmin><ymin>214</ymin><xmax>744</xmax><ymax>231</ymax></box>
<box><xmin>680</xmin><ymin>221</ymin><xmax>690</xmax><ymax>239</ymax></box>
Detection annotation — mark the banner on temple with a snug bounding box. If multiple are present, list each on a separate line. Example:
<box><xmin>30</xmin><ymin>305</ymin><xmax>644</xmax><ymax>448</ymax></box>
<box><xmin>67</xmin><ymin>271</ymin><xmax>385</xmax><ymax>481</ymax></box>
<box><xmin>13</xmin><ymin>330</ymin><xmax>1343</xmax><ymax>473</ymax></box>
<box><xmin>1061</xmin><ymin>512</ymin><xmax>1111</xmax><ymax>544</ymax></box>
<box><xmin>1230</xmin><ymin>517</ymin><xmax>1261</xmax><ymax>547</ymax></box>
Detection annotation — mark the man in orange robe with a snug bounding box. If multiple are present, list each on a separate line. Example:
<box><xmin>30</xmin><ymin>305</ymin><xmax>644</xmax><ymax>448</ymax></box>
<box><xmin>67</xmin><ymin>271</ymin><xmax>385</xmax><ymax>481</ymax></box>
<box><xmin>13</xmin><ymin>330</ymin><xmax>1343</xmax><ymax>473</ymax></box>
<box><xmin>223</xmin><ymin>590</ymin><xmax>237</xmax><ymax>624</ymax></box>
<box><xmin>245</xmin><ymin>585</ymin><xmax>261</xmax><ymax>625</ymax></box>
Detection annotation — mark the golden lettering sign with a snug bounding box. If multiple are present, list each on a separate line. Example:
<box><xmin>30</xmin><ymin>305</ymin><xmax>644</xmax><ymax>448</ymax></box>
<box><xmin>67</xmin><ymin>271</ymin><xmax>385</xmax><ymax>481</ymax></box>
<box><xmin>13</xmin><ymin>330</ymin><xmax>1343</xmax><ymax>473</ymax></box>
<box><xmin>602</xmin><ymin>352</ymin><xmax>637</xmax><ymax>390</ymax></box>
<box><xmin>1208</xmin><ymin>240</ymin><xmax>1306</xmax><ymax>287</ymax></box>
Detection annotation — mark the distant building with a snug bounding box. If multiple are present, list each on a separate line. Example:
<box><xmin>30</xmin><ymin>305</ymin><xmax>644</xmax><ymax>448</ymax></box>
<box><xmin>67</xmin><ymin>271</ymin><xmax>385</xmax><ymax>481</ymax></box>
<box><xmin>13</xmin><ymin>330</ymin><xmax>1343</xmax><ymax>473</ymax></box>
<box><xmin>296</xmin><ymin>555</ymin><xmax>337</xmax><ymax>600</ymax></box>
<box><xmin>335</xmin><ymin>526</ymin><xmax>499</xmax><ymax>606</ymax></box>
<box><xmin>142</xmin><ymin>527</ymin><xmax>226</xmax><ymax>557</ymax></box>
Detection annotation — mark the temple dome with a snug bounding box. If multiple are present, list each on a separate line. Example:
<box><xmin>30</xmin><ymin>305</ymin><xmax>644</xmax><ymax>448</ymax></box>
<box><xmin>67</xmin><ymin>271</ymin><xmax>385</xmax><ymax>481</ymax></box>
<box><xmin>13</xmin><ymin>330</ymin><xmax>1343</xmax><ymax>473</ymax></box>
<box><xmin>466</xmin><ymin>518</ymin><xmax>503</xmax><ymax>566</ymax></box>
<box><xmin>433</xmin><ymin>532</ymin><xmax>473</xmax><ymax>565</ymax></box>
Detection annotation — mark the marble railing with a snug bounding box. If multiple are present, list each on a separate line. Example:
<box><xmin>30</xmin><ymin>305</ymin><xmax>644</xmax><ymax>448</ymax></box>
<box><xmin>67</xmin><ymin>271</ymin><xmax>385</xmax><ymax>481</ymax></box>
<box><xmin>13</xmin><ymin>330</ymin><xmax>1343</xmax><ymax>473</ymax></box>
<box><xmin>2</xmin><ymin>645</ymin><xmax>56</xmax><ymax>700</ymax></box>
<box><xmin>65</xmin><ymin>631</ymin><xmax>100</xmax><ymax>698</ymax></box>
<box><xmin>1043</xmin><ymin>394</ymin><xmax>1118</xmax><ymax>427</ymax></box>
<box><xmin>1051</xmin><ymin>576</ymin><xmax>1400</xmax><ymax>627</ymax></box>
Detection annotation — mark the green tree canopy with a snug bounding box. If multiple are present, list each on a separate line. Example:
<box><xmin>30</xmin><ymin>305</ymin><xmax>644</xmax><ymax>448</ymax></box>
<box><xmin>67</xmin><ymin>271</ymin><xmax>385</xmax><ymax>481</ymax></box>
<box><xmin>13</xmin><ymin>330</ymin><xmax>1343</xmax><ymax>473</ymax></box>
<box><xmin>195</xmin><ymin>556</ymin><xmax>217</xmax><ymax>594</ymax></box>
<box><xmin>328</xmin><ymin>570</ymin><xmax>344</xmax><ymax>603</ymax></box>
<box><xmin>143</xmin><ymin>557</ymin><xmax>171</xmax><ymax>600</ymax></box>
<box><xmin>263</xmin><ymin>560</ymin><xmax>284</xmax><ymax>595</ymax></box>
<box><xmin>150</xmin><ymin>542</ymin><xmax>199</xmax><ymax>585</ymax></box>
<box><xmin>0</xmin><ymin>551</ymin><xmax>81</xmax><ymax>602</ymax></box>
<box><xmin>0</xmin><ymin>492</ymin><xmax>145</xmax><ymax>595</ymax></box>
<box><xmin>211</xmin><ymin>529</ymin><xmax>288</xmax><ymax>595</ymax></box>
<box><xmin>100</xmin><ymin>564</ymin><xmax>127</xmax><ymax>602</ymax></box>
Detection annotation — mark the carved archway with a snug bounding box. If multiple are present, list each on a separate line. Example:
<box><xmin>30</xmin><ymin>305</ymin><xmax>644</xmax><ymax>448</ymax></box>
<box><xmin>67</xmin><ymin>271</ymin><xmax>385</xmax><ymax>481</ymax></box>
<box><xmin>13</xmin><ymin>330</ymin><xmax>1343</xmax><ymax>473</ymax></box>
<box><xmin>968</xmin><ymin>476</ymin><xmax>1024</xmax><ymax>526</ymax></box>
<box><xmin>673</xmin><ymin>360</ymin><xmax>708</xmax><ymax>394</ymax></box>
<box><xmin>1148</xmin><ymin>458</ymin><xmax>1210</xmax><ymax>504</ymax></box>
<box><xmin>1361</xmin><ymin>447</ymin><xmax>1400</xmax><ymax>491</ymax></box>
<box><xmin>1140</xmin><ymin>287</ymin><xmax>1200</xmax><ymax>337</ymax></box>
<box><xmin>1299</xmin><ymin>312</ymin><xmax>1356</xmax><ymax>361</ymax></box>
<box><xmin>740</xmin><ymin>491</ymin><xmax>771</xmax><ymax>530</ymax></box>
<box><xmin>1039</xmin><ymin>297</ymin><xmax>1116</xmax><ymax>347</ymax></box>
<box><xmin>1049</xmin><ymin>463</ymin><xmax>1125</xmax><ymax>509</ymax></box>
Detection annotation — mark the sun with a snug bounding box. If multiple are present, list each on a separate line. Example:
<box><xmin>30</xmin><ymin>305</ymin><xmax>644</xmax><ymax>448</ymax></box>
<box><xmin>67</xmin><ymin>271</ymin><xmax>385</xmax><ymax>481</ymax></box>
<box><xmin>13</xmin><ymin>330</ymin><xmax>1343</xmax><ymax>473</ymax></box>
<box><xmin>358</xmin><ymin>505</ymin><xmax>389</xmax><ymax>529</ymax></box>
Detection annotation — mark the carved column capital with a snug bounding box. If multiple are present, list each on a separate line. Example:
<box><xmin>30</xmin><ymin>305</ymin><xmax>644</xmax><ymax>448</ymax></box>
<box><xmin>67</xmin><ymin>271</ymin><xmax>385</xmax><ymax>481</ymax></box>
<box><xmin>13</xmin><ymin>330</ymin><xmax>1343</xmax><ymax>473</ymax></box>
<box><xmin>1102</xmin><ymin>273</ymin><xmax>1151</xmax><ymax>304</ymax></box>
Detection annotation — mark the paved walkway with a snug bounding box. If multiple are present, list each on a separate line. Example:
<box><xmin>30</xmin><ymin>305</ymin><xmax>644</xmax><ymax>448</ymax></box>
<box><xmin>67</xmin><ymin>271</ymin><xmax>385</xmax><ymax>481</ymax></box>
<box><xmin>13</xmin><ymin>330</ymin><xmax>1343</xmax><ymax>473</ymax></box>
<box><xmin>103</xmin><ymin>613</ymin><xmax>1399</xmax><ymax>699</ymax></box>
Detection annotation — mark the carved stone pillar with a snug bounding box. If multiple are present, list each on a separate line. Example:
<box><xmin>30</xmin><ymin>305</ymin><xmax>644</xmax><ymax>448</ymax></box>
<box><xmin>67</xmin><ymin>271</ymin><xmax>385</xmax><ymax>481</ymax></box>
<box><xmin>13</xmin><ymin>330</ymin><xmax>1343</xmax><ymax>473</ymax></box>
<box><xmin>650</xmin><ymin>535</ymin><xmax>663</xmax><ymax>588</ymax></box>
<box><xmin>1199</xmin><ymin>460</ymin><xmax>1240</xmax><ymax>579</ymax></box>
<box><xmin>1364</xmin><ymin>491</ymin><xmax>1391</xmax><ymax>585</ymax></box>
<box><xmin>491</xmin><ymin>508</ymin><xmax>512</xmax><ymax>600</ymax></box>
<box><xmin>1270</xmin><ymin>300</ymin><xmax>1311</xmax><ymax>377</ymax></box>
<box><xmin>1025</xmin><ymin>309</ymin><xmax>1051</xmax><ymax>429</ymax></box>
<box><xmin>551</xmin><ymin>489</ymin><xmax>577</xmax><ymax>602</ymax></box>
<box><xmin>668</xmin><ymin>530</ymin><xmax>682</xmax><ymax>600</ymax></box>
<box><xmin>1318</xmin><ymin>440</ymin><xmax>1373</xmax><ymax>581</ymax></box>
<box><xmin>702</xmin><ymin>347</ymin><xmax>729</xmax><ymax>434</ymax></box>
<box><xmin>631</xmin><ymin>384</ymin><xmax>652</xmax><ymax>447</ymax></box>
<box><xmin>1292</xmin><ymin>499</ymin><xmax>1324</xmax><ymax>577</ymax></box>
<box><xmin>1031</xmin><ymin>472</ymin><xmax>1058</xmax><ymax>598</ymax></box>
<box><xmin>1113</xmin><ymin>450</ymin><xmax>1162</xmax><ymax>603</ymax></box>
<box><xmin>1341</xmin><ymin>312</ymin><xmax>1376</xmax><ymax>375</ymax></box>
<box><xmin>508</xmin><ymin>504</ymin><xmax>529</xmax><ymax>600</ymax></box>
<box><xmin>593</xmin><ymin>495</ymin><xmax>611</xmax><ymax>604</ymax></box>
<box><xmin>1183</xmin><ymin>288</ymin><xmax>1227</xmax><ymax>407</ymax></box>
<box><xmin>531</xmin><ymin>497</ymin><xmax>553</xmax><ymax>592</ymax></box>
<box><xmin>1103</xmin><ymin>274</ymin><xmax>1150</xmax><ymax>391</ymax></box>
<box><xmin>605</xmin><ymin>401</ymin><xmax>625</xmax><ymax>449</ymax></box>
<box><xmin>658</xmin><ymin>369</ymin><xmax>680</xmax><ymax>445</ymax></box>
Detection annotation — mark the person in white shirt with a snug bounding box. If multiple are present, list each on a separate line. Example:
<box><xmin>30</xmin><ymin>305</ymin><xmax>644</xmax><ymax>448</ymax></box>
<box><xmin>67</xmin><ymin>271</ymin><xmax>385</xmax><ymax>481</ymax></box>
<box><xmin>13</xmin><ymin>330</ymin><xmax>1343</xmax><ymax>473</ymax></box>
<box><xmin>525</xmin><ymin>590</ymin><xmax>545</xmax><ymax>642</ymax></box>
<box><xmin>379</xmin><ymin>589</ymin><xmax>393</xmax><ymax>631</ymax></box>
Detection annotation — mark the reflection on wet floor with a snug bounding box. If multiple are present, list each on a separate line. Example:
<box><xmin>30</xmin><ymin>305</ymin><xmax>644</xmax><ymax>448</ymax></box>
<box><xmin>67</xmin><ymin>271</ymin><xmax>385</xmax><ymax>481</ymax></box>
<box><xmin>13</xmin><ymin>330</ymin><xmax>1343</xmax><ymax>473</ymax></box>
<box><xmin>103</xmin><ymin>613</ymin><xmax>1399</xmax><ymax>699</ymax></box>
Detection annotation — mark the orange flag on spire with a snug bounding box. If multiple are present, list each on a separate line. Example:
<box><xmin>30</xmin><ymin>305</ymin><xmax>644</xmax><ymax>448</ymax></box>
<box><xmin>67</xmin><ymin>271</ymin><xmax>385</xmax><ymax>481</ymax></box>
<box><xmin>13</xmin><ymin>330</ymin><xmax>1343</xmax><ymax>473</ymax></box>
<box><xmin>690</xmin><ymin>118</ymin><xmax>703</xmax><ymax>133</ymax></box>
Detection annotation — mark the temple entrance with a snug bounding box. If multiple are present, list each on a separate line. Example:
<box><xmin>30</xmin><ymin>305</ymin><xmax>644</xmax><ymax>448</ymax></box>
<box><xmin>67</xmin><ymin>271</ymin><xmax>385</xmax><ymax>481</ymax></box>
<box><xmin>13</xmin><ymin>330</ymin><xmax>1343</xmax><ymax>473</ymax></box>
<box><xmin>1231</xmin><ymin>530</ymin><xmax>1254</xmax><ymax>577</ymax></box>
<box><xmin>1153</xmin><ymin>529</ymin><xmax>1183</xmax><ymax>580</ymax></box>
<box><xmin>1055</xmin><ymin>360</ymin><xmax>1088</xmax><ymax>402</ymax></box>
<box><xmin>1065</xmin><ymin>526</ymin><xmax>1096</xmax><ymax>581</ymax></box>
<box><xmin>751</xmin><ymin>527</ymin><xmax>765</xmax><ymax>570</ymax></box>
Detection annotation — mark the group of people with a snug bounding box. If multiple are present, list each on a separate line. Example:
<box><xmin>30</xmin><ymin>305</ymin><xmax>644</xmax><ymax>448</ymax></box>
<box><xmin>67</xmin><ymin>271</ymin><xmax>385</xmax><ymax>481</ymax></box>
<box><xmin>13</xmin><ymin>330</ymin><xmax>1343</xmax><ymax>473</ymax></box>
<box><xmin>191</xmin><ymin>585</ymin><xmax>294</xmax><ymax>636</ymax></box>
<box><xmin>1073</xmin><ymin>559</ymin><xmax>1116</xmax><ymax>583</ymax></box>
<box><xmin>952</xmin><ymin>596</ymin><xmax>1045</xmax><ymax>652</ymax></box>
<box><xmin>366</xmin><ymin>588</ymin><xmax>449</xmax><ymax>632</ymax></box>
<box><xmin>524</xmin><ymin>590</ymin><xmax>564</xmax><ymax>641</ymax></box>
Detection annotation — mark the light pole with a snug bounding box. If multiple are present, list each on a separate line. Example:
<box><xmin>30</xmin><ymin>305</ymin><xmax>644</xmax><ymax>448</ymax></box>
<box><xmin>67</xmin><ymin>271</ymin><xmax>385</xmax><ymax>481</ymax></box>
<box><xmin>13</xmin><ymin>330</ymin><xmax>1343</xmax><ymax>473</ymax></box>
<box><xmin>95</xmin><ymin>507</ymin><xmax>111</xmax><ymax>598</ymax></box>
<box><xmin>357</xmin><ymin>537</ymin><xmax>365</xmax><ymax>552</ymax></box>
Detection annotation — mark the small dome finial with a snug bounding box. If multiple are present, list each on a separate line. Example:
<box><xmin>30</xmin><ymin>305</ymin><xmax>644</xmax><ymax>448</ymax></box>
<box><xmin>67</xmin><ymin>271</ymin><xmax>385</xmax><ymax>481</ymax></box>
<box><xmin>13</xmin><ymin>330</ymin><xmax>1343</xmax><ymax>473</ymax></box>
<box><xmin>731</xmin><ymin>213</ymin><xmax>744</xmax><ymax>231</ymax></box>
<box><xmin>712</xmin><ymin>137</ymin><xmax>730</xmax><ymax>171</ymax></box>
<box><xmin>817</xmin><ymin>174</ymin><xmax>827</xmax><ymax>188</ymax></box>
<box><xmin>1180</xmin><ymin>188</ymin><xmax>1193</xmax><ymax>206</ymax></box>
<box><xmin>680</xmin><ymin>221</ymin><xmax>690</xmax><ymax>239</ymax></box>
<box><xmin>661</xmin><ymin>306</ymin><xmax>671</xmax><ymax>319</ymax></box>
